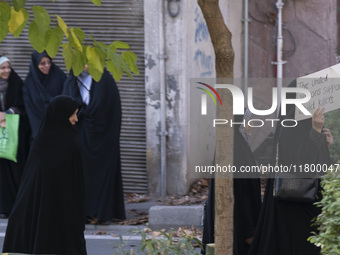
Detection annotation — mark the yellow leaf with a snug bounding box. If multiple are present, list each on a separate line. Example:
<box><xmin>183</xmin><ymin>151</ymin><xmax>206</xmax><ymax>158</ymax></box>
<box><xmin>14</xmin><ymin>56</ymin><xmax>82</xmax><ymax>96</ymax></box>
<box><xmin>70</xmin><ymin>28</ymin><xmax>83</xmax><ymax>52</ymax></box>
<box><xmin>8</xmin><ymin>7</ymin><xmax>25</xmax><ymax>36</ymax></box>
<box><xmin>86</xmin><ymin>46</ymin><xmax>103</xmax><ymax>72</ymax></box>
<box><xmin>56</xmin><ymin>15</ymin><xmax>68</xmax><ymax>38</ymax></box>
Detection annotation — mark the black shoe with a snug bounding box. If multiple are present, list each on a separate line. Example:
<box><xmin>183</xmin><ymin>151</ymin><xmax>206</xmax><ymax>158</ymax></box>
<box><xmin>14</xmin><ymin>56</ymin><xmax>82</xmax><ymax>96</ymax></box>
<box><xmin>0</xmin><ymin>213</ymin><xmax>8</xmax><ymax>219</ymax></box>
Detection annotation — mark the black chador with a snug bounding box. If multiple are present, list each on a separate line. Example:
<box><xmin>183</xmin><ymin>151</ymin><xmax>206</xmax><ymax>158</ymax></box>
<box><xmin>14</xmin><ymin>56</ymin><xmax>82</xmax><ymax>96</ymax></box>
<box><xmin>63</xmin><ymin>69</ymin><xmax>126</xmax><ymax>223</ymax></box>
<box><xmin>23</xmin><ymin>51</ymin><xmax>66</xmax><ymax>138</ymax></box>
<box><xmin>3</xmin><ymin>96</ymin><xmax>87</xmax><ymax>255</ymax></box>
<box><xmin>202</xmin><ymin>114</ymin><xmax>262</xmax><ymax>255</ymax></box>
<box><xmin>248</xmin><ymin>80</ymin><xmax>331</xmax><ymax>255</ymax></box>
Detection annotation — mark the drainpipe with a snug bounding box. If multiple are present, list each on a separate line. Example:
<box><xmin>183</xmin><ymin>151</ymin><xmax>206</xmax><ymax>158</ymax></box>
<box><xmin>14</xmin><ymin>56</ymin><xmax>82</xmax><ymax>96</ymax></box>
<box><xmin>273</xmin><ymin>0</ymin><xmax>286</xmax><ymax>117</ymax></box>
<box><xmin>243</xmin><ymin>0</ymin><xmax>249</xmax><ymax>101</ymax></box>
<box><xmin>159</xmin><ymin>0</ymin><xmax>168</xmax><ymax>198</ymax></box>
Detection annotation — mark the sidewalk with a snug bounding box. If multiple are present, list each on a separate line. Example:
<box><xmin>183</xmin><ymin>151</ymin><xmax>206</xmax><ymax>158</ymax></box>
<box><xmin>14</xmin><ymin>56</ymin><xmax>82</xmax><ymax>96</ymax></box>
<box><xmin>86</xmin><ymin>198</ymin><xmax>204</xmax><ymax>231</ymax></box>
<box><xmin>0</xmin><ymin>199</ymin><xmax>204</xmax><ymax>254</ymax></box>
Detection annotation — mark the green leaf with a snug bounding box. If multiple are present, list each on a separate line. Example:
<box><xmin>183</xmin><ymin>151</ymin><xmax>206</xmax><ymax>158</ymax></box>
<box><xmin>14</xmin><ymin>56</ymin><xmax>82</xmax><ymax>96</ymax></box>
<box><xmin>12</xmin><ymin>0</ymin><xmax>26</xmax><ymax>12</ymax></box>
<box><xmin>122</xmin><ymin>51</ymin><xmax>139</xmax><ymax>75</ymax></box>
<box><xmin>72</xmin><ymin>49</ymin><xmax>86</xmax><ymax>76</ymax></box>
<box><xmin>86</xmin><ymin>46</ymin><xmax>103</xmax><ymax>82</ymax></box>
<box><xmin>56</xmin><ymin>15</ymin><xmax>68</xmax><ymax>38</ymax></box>
<box><xmin>119</xmin><ymin>54</ymin><xmax>133</xmax><ymax>79</ymax></box>
<box><xmin>0</xmin><ymin>2</ymin><xmax>11</xmax><ymax>42</ymax></box>
<box><xmin>108</xmin><ymin>43</ymin><xmax>117</xmax><ymax>53</ymax></box>
<box><xmin>94</xmin><ymin>47</ymin><xmax>106</xmax><ymax>62</ymax></box>
<box><xmin>72</xmin><ymin>27</ymin><xmax>85</xmax><ymax>44</ymax></box>
<box><xmin>87</xmin><ymin>66</ymin><xmax>103</xmax><ymax>82</ymax></box>
<box><xmin>107</xmin><ymin>48</ymin><xmax>120</xmax><ymax>70</ymax></box>
<box><xmin>32</xmin><ymin>6</ymin><xmax>50</xmax><ymax>31</ymax></box>
<box><xmin>62</xmin><ymin>43</ymin><xmax>73</xmax><ymax>71</ymax></box>
<box><xmin>113</xmin><ymin>41</ymin><xmax>130</xmax><ymax>49</ymax></box>
<box><xmin>70</xmin><ymin>28</ymin><xmax>83</xmax><ymax>52</ymax></box>
<box><xmin>97</xmin><ymin>41</ymin><xmax>108</xmax><ymax>51</ymax></box>
<box><xmin>45</xmin><ymin>26</ymin><xmax>64</xmax><ymax>58</ymax></box>
<box><xmin>145</xmin><ymin>239</ymin><xmax>153</xmax><ymax>254</ymax></box>
<box><xmin>28</xmin><ymin>6</ymin><xmax>51</xmax><ymax>52</ymax></box>
<box><xmin>8</xmin><ymin>7</ymin><xmax>29</xmax><ymax>38</ymax></box>
<box><xmin>107</xmin><ymin>59</ymin><xmax>123</xmax><ymax>81</ymax></box>
<box><xmin>93</xmin><ymin>39</ymin><xmax>108</xmax><ymax>55</ymax></box>
<box><xmin>91</xmin><ymin>0</ymin><xmax>101</xmax><ymax>6</ymax></box>
<box><xmin>28</xmin><ymin>21</ymin><xmax>46</xmax><ymax>52</ymax></box>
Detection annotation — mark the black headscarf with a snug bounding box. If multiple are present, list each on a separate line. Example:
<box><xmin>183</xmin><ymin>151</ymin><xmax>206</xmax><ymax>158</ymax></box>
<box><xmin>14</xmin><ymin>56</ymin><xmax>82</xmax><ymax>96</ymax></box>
<box><xmin>23</xmin><ymin>51</ymin><xmax>66</xmax><ymax>138</ymax></box>
<box><xmin>63</xmin><ymin>69</ymin><xmax>126</xmax><ymax>222</ymax></box>
<box><xmin>4</xmin><ymin>69</ymin><xmax>24</xmax><ymax>110</ymax></box>
<box><xmin>3</xmin><ymin>96</ymin><xmax>87</xmax><ymax>255</ymax></box>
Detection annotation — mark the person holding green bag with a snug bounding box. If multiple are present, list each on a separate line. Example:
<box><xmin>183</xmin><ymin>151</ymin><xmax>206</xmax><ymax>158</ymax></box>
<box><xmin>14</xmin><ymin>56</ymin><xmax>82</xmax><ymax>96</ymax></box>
<box><xmin>0</xmin><ymin>56</ymin><xmax>31</xmax><ymax>219</ymax></box>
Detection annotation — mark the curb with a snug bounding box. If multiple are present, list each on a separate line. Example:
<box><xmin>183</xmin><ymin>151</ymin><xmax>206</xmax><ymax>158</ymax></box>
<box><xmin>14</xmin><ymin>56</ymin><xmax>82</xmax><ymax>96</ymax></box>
<box><xmin>148</xmin><ymin>205</ymin><xmax>204</xmax><ymax>230</ymax></box>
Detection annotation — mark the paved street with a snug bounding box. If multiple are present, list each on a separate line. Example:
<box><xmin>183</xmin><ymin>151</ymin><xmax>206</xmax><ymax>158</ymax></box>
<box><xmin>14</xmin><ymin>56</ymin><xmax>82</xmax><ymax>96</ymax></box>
<box><xmin>0</xmin><ymin>220</ymin><xmax>147</xmax><ymax>255</ymax></box>
<box><xmin>0</xmin><ymin>221</ymin><xmax>202</xmax><ymax>254</ymax></box>
<box><xmin>0</xmin><ymin>200</ymin><xmax>203</xmax><ymax>254</ymax></box>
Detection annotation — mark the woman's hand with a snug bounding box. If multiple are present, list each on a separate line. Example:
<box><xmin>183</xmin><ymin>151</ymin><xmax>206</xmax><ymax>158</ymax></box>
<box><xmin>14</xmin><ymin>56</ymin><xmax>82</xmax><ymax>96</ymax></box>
<box><xmin>312</xmin><ymin>108</ymin><xmax>325</xmax><ymax>133</ymax></box>
<box><xmin>0</xmin><ymin>112</ymin><xmax>5</xmax><ymax>128</ymax></box>
<box><xmin>245</xmin><ymin>237</ymin><xmax>254</xmax><ymax>245</ymax></box>
<box><xmin>323</xmin><ymin>128</ymin><xmax>333</xmax><ymax>147</ymax></box>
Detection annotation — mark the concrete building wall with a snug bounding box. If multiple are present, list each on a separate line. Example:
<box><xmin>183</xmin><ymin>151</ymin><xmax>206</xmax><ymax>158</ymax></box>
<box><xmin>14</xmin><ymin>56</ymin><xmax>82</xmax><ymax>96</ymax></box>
<box><xmin>248</xmin><ymin>0</ymin><xmax>337</xmax><ymax>79</ymax></box>
<box><xmin>144</xmin><ymin>0</ymin><xmax>243</xmax><ymax>196</ymax></box>
<box><xmin>247</xmin><ymin>0</ymin><xmax>337</xmax><ymax>159</ymax></box>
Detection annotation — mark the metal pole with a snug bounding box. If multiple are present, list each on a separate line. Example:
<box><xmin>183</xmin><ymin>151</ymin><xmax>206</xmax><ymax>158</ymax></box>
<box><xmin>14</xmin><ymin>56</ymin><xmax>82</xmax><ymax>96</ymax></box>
<box><xmin>159</xmin><ymin>0</ymin><xmax>168</xmax><ymax>198</ymax></box>
<box><xmin>273</xmin><ymin>0</ymin><xmax>286</xmax><ymax>117</ymax></box>
<box><xmin>244</xmin><ymin>0</ymin><xmax>249</xmax><ymax>102</ymax></box>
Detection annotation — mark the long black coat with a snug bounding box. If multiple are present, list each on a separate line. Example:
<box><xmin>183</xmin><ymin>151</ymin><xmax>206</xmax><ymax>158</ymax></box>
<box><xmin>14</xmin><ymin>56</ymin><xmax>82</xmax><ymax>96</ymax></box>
<box><xmin>3</xmin><ymin>96</ymin><xmax>86</xmax><ymax>255</ymax></box>
<box><xmin>63</xmin><ymin>70</ymin><xmax>125</xmax><ymax>222</ymax></box>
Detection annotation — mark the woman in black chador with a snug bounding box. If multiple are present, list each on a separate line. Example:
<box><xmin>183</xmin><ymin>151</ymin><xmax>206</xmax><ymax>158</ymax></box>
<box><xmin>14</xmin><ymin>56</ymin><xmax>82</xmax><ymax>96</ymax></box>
<box><xmin>202</xmin><ymin>112</ymin><xmax>262</xmax><ymax>255</ymax></box>
<box><xmin>63</xmin><ymin>66</ymin><xmax>125</xmax><ymax>224</ymax></box>
<box><xmin>3</xmin><ymin>95</ymin><xmax>87</xmax><ymax>255</ymax></box>
<box><xmin>248</xmin><ymin>80</ymin><xmax>333</xmax><ymax>255</ymax></box>
<box><xmin>23</xmin><ymin>50</ymin><xmax>66</xmax><ymax>139</ymax></box>
<box><xmin>0</xmin><ymin>56</ymin><xmax>31</xmax><ymax>219</ymax></box>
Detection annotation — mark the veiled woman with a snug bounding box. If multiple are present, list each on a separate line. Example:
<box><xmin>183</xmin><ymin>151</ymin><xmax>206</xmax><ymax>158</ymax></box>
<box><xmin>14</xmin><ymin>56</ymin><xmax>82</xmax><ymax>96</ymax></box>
<box><xmin>23</xmin><ymin>50</ymin><xmax>66</xmax><ymax>139</ymax></box>
<box><xmin>0</xmin><ymin>56</ymin><xmax>31</xmax><ymax>219</ymax></box>
<box><xmin>3</xmin><ymin>95</ymin><xmax>87</xmax><ymax>255</ymax></box>
<box><xmin>202</xmin><ymin>112</ymin><xmax>262</xmax><ymax>255</ymax></box>
<box><xmin>63</xmin><ymin>66</ymin><xmax>125</xmax><ymax>224</ymax></box>
<box><xmin>248</xmin><ymin>80</ymin><xmax>333</xmax><ymax>255</ymax></box>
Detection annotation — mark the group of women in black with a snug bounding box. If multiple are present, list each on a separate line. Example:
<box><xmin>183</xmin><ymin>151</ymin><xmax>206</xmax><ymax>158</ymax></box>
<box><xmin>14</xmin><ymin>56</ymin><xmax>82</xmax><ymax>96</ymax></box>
<box><xmin>202</xmin><ymin>80</ymin><xmax>333</xmax><ymax>255</ymax></box>
<box><xmin>0</xmin><ymin>51</ymin><xmax>125</xmax><ymax>255</ymax></box>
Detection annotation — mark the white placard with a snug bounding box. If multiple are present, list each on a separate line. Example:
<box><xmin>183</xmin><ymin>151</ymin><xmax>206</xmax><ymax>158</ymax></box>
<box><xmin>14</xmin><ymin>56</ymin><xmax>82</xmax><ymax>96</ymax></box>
<box><xmin>295</xmin><ymin>63</ymin><xmax>340</xmax><ymax>121</ymax></box>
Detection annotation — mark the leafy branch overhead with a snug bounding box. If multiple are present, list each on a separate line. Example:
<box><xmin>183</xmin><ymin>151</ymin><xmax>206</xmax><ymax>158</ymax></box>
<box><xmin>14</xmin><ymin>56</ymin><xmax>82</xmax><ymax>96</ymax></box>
<box><xmin>0</xmin><ymin>0</ymin><xmax>139</xmax><ymax>82</ymax></box>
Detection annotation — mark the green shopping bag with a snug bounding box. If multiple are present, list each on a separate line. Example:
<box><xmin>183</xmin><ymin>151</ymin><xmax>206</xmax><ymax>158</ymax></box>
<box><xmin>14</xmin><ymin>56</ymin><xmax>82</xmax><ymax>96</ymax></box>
<box><xmin>0</xmin><ymin>114</ymin><xmax>19</xmax><ymax>163</ymax></box>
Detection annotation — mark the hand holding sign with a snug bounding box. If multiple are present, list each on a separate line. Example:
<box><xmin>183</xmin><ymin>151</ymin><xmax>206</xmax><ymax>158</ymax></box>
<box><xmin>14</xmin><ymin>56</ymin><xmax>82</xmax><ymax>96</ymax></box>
<box><xmin>312</xmin><ymin>107</ymin><xmax>325</xmax><ymax>133</ymax></box>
